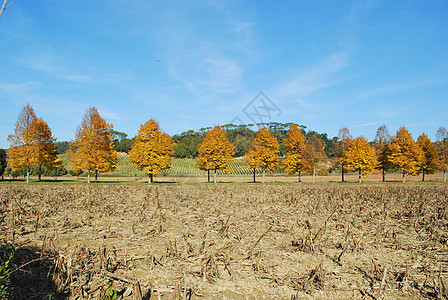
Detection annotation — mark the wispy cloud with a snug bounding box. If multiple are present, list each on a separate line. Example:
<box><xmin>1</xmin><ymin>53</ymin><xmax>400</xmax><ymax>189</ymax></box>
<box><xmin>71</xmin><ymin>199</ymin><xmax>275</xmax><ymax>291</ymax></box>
<box><xmin>150</xmin><ymin>1</ymin><xmax>256</xmax><ymax>103</ymax></box>
<box><xmin>98</xmin><ymin>109</ymin><xmax>122</xmax><ymax>121</ymax></box>
<box><xmin>407</xmin><ymin>121</ymin><xmax>436</xmax><ymax>127</ymax></box>
<box><xmin>0</xmin><ymin>81</ymin><xmax>41</xmax><ymax>92</ymax></box>
<box><xmin>351</xmin><ymin>120</ymin><xmax>386</xmax><ymax>128</ymax></box>
<box><xmin>270</xmin><ymin>51</ymin><xmax>349</xmax><ymax>103</ymax></box>
<box><xmin>358</xmin><ymin>80</ymin><xmax>442</xmax><ymax>98</ymax></box>
<box><xmin>176</xmin><ymin>57</ymin><xmax>244</xmax><ymax>95</ymax></box>
<box><xmin>20</xmin><ymin>52</ymin><xmax>91</xmax><ymax>83</ymax></box>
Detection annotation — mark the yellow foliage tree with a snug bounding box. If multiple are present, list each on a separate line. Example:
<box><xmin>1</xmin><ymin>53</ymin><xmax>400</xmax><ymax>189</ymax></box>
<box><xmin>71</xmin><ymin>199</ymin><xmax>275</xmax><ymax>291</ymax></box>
<box><xmin>68</xmin><ymin>107</ymin><xmax>118</xmax><ymax>183</ymax></box>
<box><xmin>387</xmin><ymin>127</ymin><xmax>424</xmax><ymax>182</ymax></box>
<box><xmin>341</xmin><ymin>137</ymin><xmax>378</xmax><ymax>183</ymax></box>
<box><xmin>7</xmin><ymin>104</ymin><xmax>37</xmax><ymax>183</ymax></box>
<box><xmin>128</xmin><ymin>119</ymin><xmax>175</xmax><ymax>183</ymax></box>
<box><xmin>30</xmin><ymin>118</ymin><xmax>61</xmax><ymax>181</ymax></box>
<box><xmin>245</xmin><ymin>127</ymin><xmax>279</xmax><ymax>183</ymax></box>
<box><xmin>282</xmin><ymin>124</ymin><xmax>309</xmax><ymax>182</ymax></box>
<box><xmin>196</xmin><ymin>126</ymin><xmax>235</xmax><ymax>183</ymax></box>
<box><xmin>417</xmin><ymin>133</ymin><xmax>439</xmax><ymax>182</ymax></box>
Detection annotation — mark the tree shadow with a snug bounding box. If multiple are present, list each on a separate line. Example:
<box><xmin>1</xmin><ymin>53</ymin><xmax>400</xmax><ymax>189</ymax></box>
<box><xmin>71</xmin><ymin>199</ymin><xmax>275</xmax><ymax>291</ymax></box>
<box><xmin>1</xmin><ymin>244</ymin><xmax>69</xmax><ymax>299</ymax></box>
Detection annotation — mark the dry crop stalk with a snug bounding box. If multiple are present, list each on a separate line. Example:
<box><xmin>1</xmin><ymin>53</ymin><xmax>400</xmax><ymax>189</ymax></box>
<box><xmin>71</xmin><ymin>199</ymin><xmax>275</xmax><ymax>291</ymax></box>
<box><xmin>336</xmin><ymin>223</ymin><xmax>351</xmax><ymax>263</ymax></box>
<box><xmin>375</xmin><ymin>266</ymin><xmax>388</xmax><ymax>298</ymax></box>
<box><xmin>247</xmin><ymin>223</ymin><xmax>273</xmax><ymax>257</ymax></box>
<box><xmin>34</xmin><ymin>209</ymin><xmax>40</xmax><ymax>237</ymax></box>
<box><xmin>313</xmin><ymin>205</ymin><xmax>339</xmax><ymax>243</ymax></box>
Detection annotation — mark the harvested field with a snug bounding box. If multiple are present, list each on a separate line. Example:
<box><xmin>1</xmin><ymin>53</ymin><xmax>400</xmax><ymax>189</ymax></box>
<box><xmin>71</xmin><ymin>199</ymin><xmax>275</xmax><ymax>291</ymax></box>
<box><xmin>1</xmin><ymin>183</ymin><xmax>447</xmax><ymax>299</ymax></box>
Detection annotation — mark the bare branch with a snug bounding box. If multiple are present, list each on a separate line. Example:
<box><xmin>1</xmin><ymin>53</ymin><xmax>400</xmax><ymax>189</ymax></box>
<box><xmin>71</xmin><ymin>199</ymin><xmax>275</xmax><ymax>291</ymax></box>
<box><xmin>0</xmin><ymin>0</ymin><xmax>14</xmax><ymax>19</ymax></box>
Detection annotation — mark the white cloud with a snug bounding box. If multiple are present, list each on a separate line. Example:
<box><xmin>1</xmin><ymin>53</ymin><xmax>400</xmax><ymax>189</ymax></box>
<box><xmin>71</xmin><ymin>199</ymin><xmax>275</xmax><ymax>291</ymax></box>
<box><xmin>351</xmin><ymin>120</ymin><xmax>386</xmax><ymax>128</ymax></box>
<box><xmin>270</xmin><ymin>51</ymin><xmax>349</xmax><ymax>103</ymax></box>
<box><xmin>20</xmin><ymin>52</ymin><xmax>91</xmax><ymax>83</ymax></box>
<box><xmin>59</xmin><ymin>74</ymin><xmax>91</xmax><ymax>83</ymax></box>
<box><xmin>201</xmin><ymin>58</ymin><xmax>243</xmax><ymax>92</ymax></box>
<box><xmin>98</xmin><ymin>109</ymin><xmax>121</xmax><ymax>121</ymax></box>
<box><xmin>358</xmin><ymin>80</ymin><xmax>443</xmax><ymax>98</ymax></box>
<box><xmin>0</xmin><ymin>81</ymin><xmax>41</xmax><ymax>92</ymax></box>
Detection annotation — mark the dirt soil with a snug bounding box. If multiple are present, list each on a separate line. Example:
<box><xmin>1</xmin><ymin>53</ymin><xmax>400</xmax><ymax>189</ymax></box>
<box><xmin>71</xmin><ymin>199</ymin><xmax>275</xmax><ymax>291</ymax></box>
<box><xmin>26</xmin><ymin>171</ymin><xmax>445</xmax><ymax>184</ymax></box>
<box><xmin>1</xmin><ymin>183</ymin><xmax>447</xmax><ymax>299</ymax></box>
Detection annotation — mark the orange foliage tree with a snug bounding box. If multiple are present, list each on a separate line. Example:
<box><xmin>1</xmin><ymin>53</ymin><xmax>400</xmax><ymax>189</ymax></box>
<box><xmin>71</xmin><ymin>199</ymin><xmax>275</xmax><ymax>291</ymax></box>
<box><xmin>30</xmin><ymin>118</ymin><xmax>61</xmax><ymax>181</ymax></box>
<box><xmin>417</xmin><ymin>133</ymin><xmax>439</xmax><ymax>182</ymax></box>
<box><xmin>341</xmin><ymin>137</ymin><xmax>378</xmax><ymax>183</ymax></box>
<box><xmin>282</xmin><ymin>124</ymin><xmax>309</xmax><ymax>182</ymax></box>
<box><xmin>68</xmin><ymin>107</ymin><xmax>118</xmax><ymax>183</ymax></box>
<box><xmin>7</xmin><ymin>104</ymin><xmax>37</xmax><ymax>183</ymax></box>
<box><xmin>245</xmin><ymin>127</ymin><xmax>279</xmax><ymax>183</ymax></box>
<box><xmin>305</xmin><ymin>134</ymin><xmax>328</xmax><ymax>183</ymax></box>
<box><xmin>387</xmin><ymin>127</ymin><xmax>424</xmax><ymax>182</ymax></box>
<box><xmin>436</xmin><ymin>126</ymin><xmax>448</xmax><ymax>182</ymax></box>
<box><xmin>128</xmin><ymin>119</ymin><xmax>175</xmax><ymax>183</ymax></box>
<box><xmin>196</xmin><ymin>126</ymin><xmax>235</xmax><ymax>183</ymax></box>
<box><xmin>7</xmin><ymin>104</ymin><xmax>60</xmax><ymax>182</ymax></box>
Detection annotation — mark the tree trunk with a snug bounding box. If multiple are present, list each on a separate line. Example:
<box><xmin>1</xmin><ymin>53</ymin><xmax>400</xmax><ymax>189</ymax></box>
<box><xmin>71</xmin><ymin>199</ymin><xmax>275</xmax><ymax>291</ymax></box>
<box><xmin>26</xmin><ymin>168</ymin><xmax>29</xmax><ymax>183</ymax></box>
<box><xmin>341</xmin><ymin>164</ymin><xmax>345</xmax><ymax>182</ymax></box>
<box><xmin>38</xmin><ymin>164</ymin><xmax>42</xmax><ymax>181</ymax></box>
<box><xmin>148</xmin><ymin>173</ymin><xmax>153</xmax><ymax>184</ymax></box>
<box><xmin>253</xmin><ymin>168</ymin><xmax>256</xmax><ymax>183</ymax></box>
<box><xmin>444</xmin><ymin>169</ymin><xmax>446</xmax><ymax>182</ymax></box>
<box><xmin>298</xmin><ymin>171</ymin><xmax>301</xmax><ymax>183</ymax></box>
<box><xmin>402</xmin><ymin>170</ymin><xmax>405</xmax><ymax>183</ymax></box>
<box><xmin>382</xmin><ymin>168</ymin><xmax>385</xmax><ymax>182</ymax></box>
<box><xmin>422</xmin><ymin>169</ymin><xmax>425</xmax><ymax>182</ymax></box>
<box><xmin>358</xmin><ymin>168</ymin><xmax>362</xmax><ymax>183</ymax></box>
<box><xmin>95</xmin><ymin>170</ymin><xmax>98</xmax><ymax>182</ymax></box>
<box><xmin>313</xmin><ymin>168</ymin><xmax>316</xmax><ymax>184</ymax></box>
<box><xmin>88</xmin><ymin>170</ymin><xmax>91</xmax><ymax>184</ymax></box>
<box><xmin>207</xmin><ymin>170</ymin><xmax>210</xmax><ymax>183</ymax></box>
<box><xmin>262</xmin><ymin>169</ymin><xmax>265</xmax><ymax>184</ymax></box>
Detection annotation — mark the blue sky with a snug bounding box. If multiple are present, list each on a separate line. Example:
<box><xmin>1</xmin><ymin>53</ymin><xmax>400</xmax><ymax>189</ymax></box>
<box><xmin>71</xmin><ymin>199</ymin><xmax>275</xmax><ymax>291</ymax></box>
<box><xmin>1</xmin><ymin>0</ymin><xmax>447</xmax><ymax>148</ymax></box>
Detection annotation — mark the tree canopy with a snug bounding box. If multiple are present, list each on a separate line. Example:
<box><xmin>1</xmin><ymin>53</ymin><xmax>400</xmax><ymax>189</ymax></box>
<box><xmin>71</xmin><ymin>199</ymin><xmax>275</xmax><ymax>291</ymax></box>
<box><xmin>196</xmin><ymin>126</ymin><xmax>235</xmax><ymax>183</ymax></box>
<box><xmin>417</xmin><ymin>133</ymin><xmax>439</xmax><ymax>181</ymax></box>
<box><xmin>68</xmin><ymin>107</ymin><xmax>118</xmax><ymax>183</ymax></box>
<box><xmin>128</xmin><ymin>119</ymin><xmax>175</xmax><ymax>183</ymax></box>
<box><xmin>282</xmin><ymin>124</ymin><xmax>309</xmax><ymax>181</ymax></box>
<box><xmin>29</xmin><ymin>118</ymin><xmax>61</xmax><ymax>181</ymax></box>
<box><xmin>387</xmin><ymin>127</ymin><xmax>424</xmax><ymax>182</ymax></box>
<box><xmin>245</xmin><ymin>127</ymin><xmax>279</xmax><ymax>183</ymax></box>
<box><xmin>374</xmin><ymin>125</ymin><xmax>391</xmax><ymax>182</ymax></box>
<box><xmin>341</xmin><ymin>137</ymin><xmax>378</xmax><ymax>183</ymax></box>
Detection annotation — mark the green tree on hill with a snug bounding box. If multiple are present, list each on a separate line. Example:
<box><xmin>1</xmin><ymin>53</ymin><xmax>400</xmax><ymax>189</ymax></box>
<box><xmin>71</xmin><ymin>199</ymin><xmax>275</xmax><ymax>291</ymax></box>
<box><xmin>173</xmin><ymin>130</ymin><xmax>203</xmax><ymax>158</ymax></box>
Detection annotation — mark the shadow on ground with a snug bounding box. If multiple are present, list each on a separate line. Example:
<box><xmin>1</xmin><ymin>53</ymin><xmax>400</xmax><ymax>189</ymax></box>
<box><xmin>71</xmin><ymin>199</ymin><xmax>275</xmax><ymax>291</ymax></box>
<box><xmin>1</xmin><ymin>244</ymin><xmax>69</xmax><ymax>300</ymax></box>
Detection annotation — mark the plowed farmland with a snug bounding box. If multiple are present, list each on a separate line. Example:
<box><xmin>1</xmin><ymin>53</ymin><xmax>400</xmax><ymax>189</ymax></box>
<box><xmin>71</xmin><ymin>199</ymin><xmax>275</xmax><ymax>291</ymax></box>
<box><xmin>1</xmin><ymin>183</ymin><xmax>447</xmax><ymax>299</ymax></box>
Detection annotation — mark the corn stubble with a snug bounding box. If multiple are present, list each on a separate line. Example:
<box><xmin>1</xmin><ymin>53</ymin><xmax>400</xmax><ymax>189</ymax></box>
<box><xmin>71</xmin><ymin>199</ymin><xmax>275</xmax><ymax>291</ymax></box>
<box><xmin>0</xmin><ymin>184</ymin><xmax>447</xmax><ymax>299</ymax></box>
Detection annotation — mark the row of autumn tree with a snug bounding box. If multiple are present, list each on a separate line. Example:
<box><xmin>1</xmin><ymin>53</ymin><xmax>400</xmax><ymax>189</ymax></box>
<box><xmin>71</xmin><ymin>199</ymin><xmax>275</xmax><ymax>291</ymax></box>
<box><xmin>3</xmin><ymin>104</ymin><xmax>448</xmax><ymax>183</ymax></box>
<box><xmin>196</xmin><ymin>123</ymin><xmax>448</xmax><ymax>183</ymax></box>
